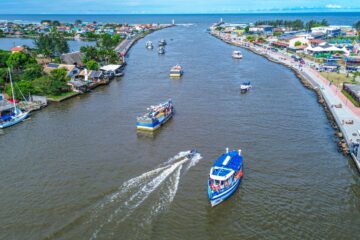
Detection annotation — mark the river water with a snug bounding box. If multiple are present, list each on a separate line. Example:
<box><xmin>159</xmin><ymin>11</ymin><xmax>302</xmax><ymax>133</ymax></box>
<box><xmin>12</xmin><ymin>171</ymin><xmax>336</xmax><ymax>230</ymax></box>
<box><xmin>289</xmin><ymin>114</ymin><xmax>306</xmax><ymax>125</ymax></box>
<box><xmin>0</xmin><ymin>14</ymin><xmax>360</xmax><ymax>239</ymax></box>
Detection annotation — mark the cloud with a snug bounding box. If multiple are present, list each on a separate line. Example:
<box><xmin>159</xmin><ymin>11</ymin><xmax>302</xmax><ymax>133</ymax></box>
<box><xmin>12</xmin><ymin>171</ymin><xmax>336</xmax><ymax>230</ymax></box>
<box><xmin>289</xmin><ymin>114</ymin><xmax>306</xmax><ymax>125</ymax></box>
<box><xmin>325</xmin><ymin>4</ymin><xmax>342</xmax><ymax>9</ymax></box>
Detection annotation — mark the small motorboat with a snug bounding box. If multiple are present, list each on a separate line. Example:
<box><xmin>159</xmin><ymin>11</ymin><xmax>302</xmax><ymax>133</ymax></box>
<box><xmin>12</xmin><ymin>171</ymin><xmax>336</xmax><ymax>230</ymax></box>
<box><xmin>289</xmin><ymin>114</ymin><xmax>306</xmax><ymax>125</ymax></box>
<box><xmin>208</xmin><ymin>148</ymin><xmax>244</xmax><ymax>207</ymax></box>
<box><xmin>240</xmin><ymin>82</ymin><xmax>251</xmax><ymax>93</ymax></box>
<box><xmin>158</xmin><ymin>39</ymin><xmax>167</xmax><ymax>46</ymax></box>
<box><xmin>146</xmin><ymin>41</ymin><xmax>153</xmax><ymax>49</ymax></box>
<box><xmin>232</xmin><ymin>50</ymin><xmax>243</xmax><ymax>59</ymax></box>
<box><xmin>158</xmin><ymin>46</ymin><xmax>165</xmax><ymax>55</ymax></box>
<box><xmin>170</xmin><ymin>64</ymin><xmax>183</xmax><ymax>78</ymax></box>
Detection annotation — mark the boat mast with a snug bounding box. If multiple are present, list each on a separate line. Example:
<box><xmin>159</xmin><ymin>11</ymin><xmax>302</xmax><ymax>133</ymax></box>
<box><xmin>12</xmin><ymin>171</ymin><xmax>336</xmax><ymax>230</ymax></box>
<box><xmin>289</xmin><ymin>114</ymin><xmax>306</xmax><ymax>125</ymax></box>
<box><xmin>8</xmin><ymin>68</ymin><xmax>16</xmax><ymax>110</ymax></box>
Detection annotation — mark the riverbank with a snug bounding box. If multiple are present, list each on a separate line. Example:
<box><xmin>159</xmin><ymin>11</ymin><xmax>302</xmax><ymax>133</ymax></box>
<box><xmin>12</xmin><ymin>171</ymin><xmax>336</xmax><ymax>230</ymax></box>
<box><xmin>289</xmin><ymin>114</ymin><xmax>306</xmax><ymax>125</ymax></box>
<box><xmin>210</xmin><ymin>29</ymin><xmax>360</xmax><ymax>172</ymax></box>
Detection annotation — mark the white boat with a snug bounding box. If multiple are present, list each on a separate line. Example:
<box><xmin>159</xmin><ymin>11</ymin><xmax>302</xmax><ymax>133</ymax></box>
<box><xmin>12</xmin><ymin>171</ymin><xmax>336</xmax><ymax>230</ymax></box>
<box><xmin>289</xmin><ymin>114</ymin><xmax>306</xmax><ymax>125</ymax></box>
<box><xmin>232</xmin><ymin>50</ymin><xmax>243</xmax><ymax>59</ymax></box>
<box><xmin>240</xmin><ymin>82</ymin><xmax>251</xmax><ymax>93</ymax></box>
<box><xmin>146</xmin><ymin>41</ymin><xmax>153</xmax><ymax>49</ymax></box>
<box><xmin>158</xmin><ymin>47</ymin><xmax>165</xmax><ymax>55</ymax></box>
<box><xmin>0</xmin><ymin>69</ymin><xmax>30</xmax><ymax>128</ymax></box>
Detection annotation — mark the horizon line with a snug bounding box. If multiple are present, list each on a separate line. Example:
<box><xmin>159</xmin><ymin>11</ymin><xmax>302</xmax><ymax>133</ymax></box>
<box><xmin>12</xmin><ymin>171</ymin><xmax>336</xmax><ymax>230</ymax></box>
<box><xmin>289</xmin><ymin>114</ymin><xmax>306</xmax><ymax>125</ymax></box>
<box><xmin>1</xmin><ymin>11</ymin><xmax>360</xmax><ymax>15</ymax></box>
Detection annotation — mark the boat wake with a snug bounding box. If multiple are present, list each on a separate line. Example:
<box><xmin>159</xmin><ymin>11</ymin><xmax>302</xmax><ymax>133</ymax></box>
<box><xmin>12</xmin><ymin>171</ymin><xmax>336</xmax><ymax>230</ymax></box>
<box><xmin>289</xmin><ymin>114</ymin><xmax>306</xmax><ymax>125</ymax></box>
<box><xmin>87</xmin><ymin>150</ymin><xmax>201</xmax><ymax>239</ymax></box>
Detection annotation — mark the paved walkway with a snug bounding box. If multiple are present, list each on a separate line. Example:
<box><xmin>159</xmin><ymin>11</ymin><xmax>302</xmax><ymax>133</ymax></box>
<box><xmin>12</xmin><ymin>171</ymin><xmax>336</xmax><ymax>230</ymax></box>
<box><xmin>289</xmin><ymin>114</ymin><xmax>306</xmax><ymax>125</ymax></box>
<box><xmin>211</xmin><ymin>29</ymin><xmax>360</xmax><ymax>171</ymax></box>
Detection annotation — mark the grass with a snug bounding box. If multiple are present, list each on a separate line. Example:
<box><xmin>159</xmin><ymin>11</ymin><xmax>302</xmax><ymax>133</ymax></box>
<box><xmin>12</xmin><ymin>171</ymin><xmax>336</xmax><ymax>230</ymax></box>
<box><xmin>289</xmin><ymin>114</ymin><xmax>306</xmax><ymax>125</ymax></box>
<box><xmin>320</xmin><ymin>72</ymin><xmax>353</xmax><ymax>87</ymax></box>
<box><xmin>341</xmin><ymin>90</ymin><xmax>360</xmax><ymax>107</ymax></box>
<box><xmin>46</xmin><ymin>91</ymin><xmax>78</xmax><ymax>101</ymax></box>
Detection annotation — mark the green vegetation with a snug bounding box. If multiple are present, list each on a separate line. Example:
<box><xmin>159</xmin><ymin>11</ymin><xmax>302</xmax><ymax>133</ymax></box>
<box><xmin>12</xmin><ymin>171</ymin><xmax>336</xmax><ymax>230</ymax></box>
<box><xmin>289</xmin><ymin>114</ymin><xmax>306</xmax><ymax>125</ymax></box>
<box><xmin>254</xmin><ymin>19</ymin><xmax>329</xmax><ymax>31</ymax></box>
<box><xmin>320</xmin><ymin>72</ymin><xmax>352</xmax><ymax>87</ymax></box>
<box><xmin>294</xmin><ymin>41</ymin><xmax>302</xmax><ymax>47</ymax></box>
<box><xmin>0</xmin><ymin>49</ymin><xmax>72</xmax><ymax>98</ymax></box>
<box><xmin>215</xmin><ymin>26</ymin><xmax>224</xmax><ymax>31</ymax></box>
<box><xmin>342</xmin><ymin>90</ymin><xmax>360</xmax><ymax>107</ymax></box>
<box><xmin>85</xmin><ymin>60</ymin><xmax>100</xmax><ymax>70</ymax></box>
<box><xmin>34</xmin><ymin>32</ymin><xmax>69</xmax><ymax>58</ymax></box>
<box><xmin>246</xmin><ymin>35</ymin><xmax>256</xmax><ymax>42</ymax></box>
<box><xmin>273</xmin><ymin>31</ymin><xmax>281</xmax><ymax>36</ymax></box>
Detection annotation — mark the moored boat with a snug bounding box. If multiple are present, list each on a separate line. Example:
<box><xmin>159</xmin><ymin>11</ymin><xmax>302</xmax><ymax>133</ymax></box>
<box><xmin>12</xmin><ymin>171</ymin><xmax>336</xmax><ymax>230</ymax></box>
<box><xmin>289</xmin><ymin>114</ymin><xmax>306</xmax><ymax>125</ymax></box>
<box><xmin>240</xmin><ymin>81</ymin><xmax>251</xmax><ymax>93</ymax></box>
<box><xmin>136</xmin><ymin>99</ymin><xmax>174</xmax><ymax>131</ymax></box>
<box><xmin>158</xmin><ymin>46</ymin><xmax>165</xmax><ymax>55</ymax></box>
<box><xmin>232</xmin><ymin>50</ymin><xmax>243</xmax><ymax>59</ymax></box>
<box><xmin>170</xmin><ymin>64</ymin><xmax>183</xmax><ymax>78</ymax></box>
<box><xmin>158</xmin><ymin>39</ymin><xmax>167</xmax><ymax>46</ymax></box>
<box><xmin>208</xmin><ymin>148</ymin><xmax>244</xmax><ymax>207</ymax></box>
<box><xmin>0</xmin><ymin>69</ymin><xmax>30</xmax><ymax>129</ymax></box>
<box><xmin>146</xmin><ymin>41</ymin><xmax>153</xmax><ymax>49</ymax></box>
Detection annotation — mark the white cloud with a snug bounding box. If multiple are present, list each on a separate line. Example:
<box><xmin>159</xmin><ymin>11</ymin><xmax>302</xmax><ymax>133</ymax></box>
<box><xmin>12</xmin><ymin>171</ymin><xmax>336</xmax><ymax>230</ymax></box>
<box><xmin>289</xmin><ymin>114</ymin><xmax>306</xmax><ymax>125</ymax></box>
<box><xmin>325</xmin><ymin>4</ymin><xmax>342</xmax><ymax>9</ymax></box>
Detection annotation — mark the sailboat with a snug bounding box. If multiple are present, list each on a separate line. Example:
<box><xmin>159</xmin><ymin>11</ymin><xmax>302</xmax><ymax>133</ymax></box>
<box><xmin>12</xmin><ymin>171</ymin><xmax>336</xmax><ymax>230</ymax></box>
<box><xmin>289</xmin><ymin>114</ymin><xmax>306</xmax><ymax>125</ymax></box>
<box><xmin>0</xmin><ymin>69</ymin><xmax>30</xmax><ymax>128</ymax></box>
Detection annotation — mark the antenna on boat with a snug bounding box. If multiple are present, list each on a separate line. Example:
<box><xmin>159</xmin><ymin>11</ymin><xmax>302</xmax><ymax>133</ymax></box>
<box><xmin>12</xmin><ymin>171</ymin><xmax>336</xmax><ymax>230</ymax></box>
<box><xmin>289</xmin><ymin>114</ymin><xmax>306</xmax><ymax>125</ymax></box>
<box><xmin>226</xmin><ymin>147</ymin><xmax>229</xmax><ymax>153</ymax></box>
<box><xmin>238</xmin><ymin>149</ymin><xmax>242</xmax><ymax>156</ymax></box>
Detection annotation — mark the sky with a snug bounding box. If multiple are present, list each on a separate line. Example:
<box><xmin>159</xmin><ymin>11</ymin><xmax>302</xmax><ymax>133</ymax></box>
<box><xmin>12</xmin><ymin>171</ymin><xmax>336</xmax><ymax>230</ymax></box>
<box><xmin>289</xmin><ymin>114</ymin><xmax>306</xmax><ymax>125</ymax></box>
<box><xmin>0</xmin><ymin>0</ymin><xmax>359</xmax><ymax>14</ymax></box>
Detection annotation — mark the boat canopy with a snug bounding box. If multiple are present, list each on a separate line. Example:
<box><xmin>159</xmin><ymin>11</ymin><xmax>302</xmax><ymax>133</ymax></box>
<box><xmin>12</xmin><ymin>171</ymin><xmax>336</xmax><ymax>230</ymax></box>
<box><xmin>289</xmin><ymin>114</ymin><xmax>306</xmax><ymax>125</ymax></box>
<box><xmin>210</xmin><ymin>151</ymin><xmax>243</xmax><ymax>181</ymax></box>
<box><xmin>210</xmin><ymin>167</ymin><xmax>234</xmax><ymax>181</ymax></box>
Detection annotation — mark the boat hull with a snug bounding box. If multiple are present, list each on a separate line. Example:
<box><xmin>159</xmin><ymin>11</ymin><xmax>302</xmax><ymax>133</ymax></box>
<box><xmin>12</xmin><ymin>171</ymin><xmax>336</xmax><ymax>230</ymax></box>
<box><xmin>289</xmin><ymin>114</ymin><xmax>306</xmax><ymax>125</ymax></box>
<box><xmin>208</xmin><ymin>177</ymin><xmax>242</xmax><ymax>207</ymax></box>
<box><xmin>0</xmin><ymin>111</ymin><xmax>29</xmax><ymax>129</ymax></box>
<box><xmin>136</xmin><ymin>113</ymin><xmax>173</xmax><ymax>131</ymax></box>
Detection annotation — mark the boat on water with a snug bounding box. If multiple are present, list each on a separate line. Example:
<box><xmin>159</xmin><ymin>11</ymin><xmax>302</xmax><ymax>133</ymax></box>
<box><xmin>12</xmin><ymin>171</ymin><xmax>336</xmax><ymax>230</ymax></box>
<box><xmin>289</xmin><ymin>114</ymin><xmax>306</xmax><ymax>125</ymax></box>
<box><xmin>208</xmin><ymin>148</ymin><xmax>244</xmax><ymax>207</ymax></box>
<box><xmin>0</xmin><ymin>69</ymin><xmax>30</xmax><ymax>129</ymax></box>
<box><xmin>158</xmin><ymin>47</ymin><xmax>165</xmax><ymax>55</ymax></box>
<box><xmin>232</xmin><ymin>50</ymin><xmax>243</xmax><ymax>59</ymax></box>
<box><xmin>170</xmin><ymin>65</ymin><xmax>183</xmax><ymax>78</ymax></box>
<box><xmin>240</xmin><ymin>82</ymin><xmax>252</xmax><ymax>93</ymax></box>
<box><xmin>146</xmin><ymin>41</ymin><xmax>153</xmax><ymax>49</ymax></box>
<box><xmin>136</xmin><ymin>99</ymin><xmax>174</xmax><ymax>131</ymax></box>
<box><xmin>158</xmin><ymin>39</ymin><xmax>167</xmax><ymax>46</ymax></box>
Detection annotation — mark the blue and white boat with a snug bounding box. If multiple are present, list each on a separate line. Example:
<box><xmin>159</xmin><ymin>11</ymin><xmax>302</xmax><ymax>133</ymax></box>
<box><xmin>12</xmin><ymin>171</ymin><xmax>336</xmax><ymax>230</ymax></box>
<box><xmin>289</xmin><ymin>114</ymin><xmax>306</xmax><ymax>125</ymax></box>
<box><xmin>136</xmin><ymin>100</ymin><xmax>174</xmax><ymax>131</ymax></box>
<box><xmin>0</xmin><ymin>69</ymin><xmax>30</xmax><ymax>129</ymax></box>
<box><xmin>208</xmin><ymin>148</ymin><xmax>244</xmax><ymax>207</ymax></box>
<box><xmin>240</xmin><ymin>81</ymin><xmax>251</xmax><ymax>93</ymax></box>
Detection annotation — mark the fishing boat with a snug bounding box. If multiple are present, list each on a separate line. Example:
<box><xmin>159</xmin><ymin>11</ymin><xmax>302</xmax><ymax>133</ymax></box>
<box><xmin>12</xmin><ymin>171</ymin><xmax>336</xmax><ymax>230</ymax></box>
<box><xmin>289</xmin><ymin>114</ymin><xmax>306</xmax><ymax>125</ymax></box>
<box><xmin>136</xmin><ymin>99</ymin><xmax>174</xmax><ymax>131</ymax></box>
<box><xmin>208</xmin><ymin>148</ymin><xmax>244</xmax><ymax>207</ymax></box>
<box><xmin>146</xmin><ymin>41</ymin><xmax>153</xmax><ymax>49</ymax></box>
<box><xmin>158</xmin><ymin>39</ymin><xmax>167</xmax><ymax>46</ymax></box>
<box><xmin>0</xmin><ymin>69</ymin><xmax>30</xmax><ymax>129</ymax></box>
<box><xmin>158</xmin><ymin>46</ymin><xmax>165</xmax><ymax>55</ymax></box>
<box><xmin>240</xmin><ymin>82</ymin><xmax>251</xmax><ymax>93</ymax></box>
<box><xmin>232</xmin><ymin>50</ymin><xmax>243</xmax><ymax>59</ymax></box>
<box><xmin>170</xmin><ymin>65</ymin><xmax>183</xmax><ymax>78</ymax></box>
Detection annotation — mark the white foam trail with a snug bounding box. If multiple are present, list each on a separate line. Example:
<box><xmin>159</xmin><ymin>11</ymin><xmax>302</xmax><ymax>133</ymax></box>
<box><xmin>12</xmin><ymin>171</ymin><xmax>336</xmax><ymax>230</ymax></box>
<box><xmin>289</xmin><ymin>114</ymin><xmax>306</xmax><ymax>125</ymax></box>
<box><xmin>164</xmin><ymin>151</ymin><xmax>191</xmax><ymax>165</ymax></box>
<box><xmin>185</xmin><ymin>153</ymin><xmax>202</xmax><ymax>171</ymax></box>
<box><xmin>90</xmin><ymin>151</ymin><xmax>203</xmax><ymax>239</ymax></box>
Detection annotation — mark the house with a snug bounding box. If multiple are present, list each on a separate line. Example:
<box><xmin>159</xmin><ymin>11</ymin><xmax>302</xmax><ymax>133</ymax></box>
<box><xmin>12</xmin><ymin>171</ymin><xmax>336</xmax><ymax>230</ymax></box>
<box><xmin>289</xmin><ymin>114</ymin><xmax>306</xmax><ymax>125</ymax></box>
<box><xmin>311</xmin><ymin>26</ymin><xmax>342</xmax><ymax>38</ymax></box>
<box><xmin>10</xmin><ymin>46</ymin><xmax>25</xmax><ymax>53</ymax></box>
<box><xmin>60</xmin><ymin>52</ymin><xmax>85</xmax><ymax>67</ymax></box>
<box><xmin>44</xmin><ymin>63</ymin><xmax>80</xmax><ymax>78</ymax></box>
<box><xmin>343</xmin><ymin>84</ymin><xmax>360</xmax><ymax>104</ymax></box>
<box><xmin>249</xmin><ymin>25</ymin><xmax>273</xmax><ymax>34</ymax></box>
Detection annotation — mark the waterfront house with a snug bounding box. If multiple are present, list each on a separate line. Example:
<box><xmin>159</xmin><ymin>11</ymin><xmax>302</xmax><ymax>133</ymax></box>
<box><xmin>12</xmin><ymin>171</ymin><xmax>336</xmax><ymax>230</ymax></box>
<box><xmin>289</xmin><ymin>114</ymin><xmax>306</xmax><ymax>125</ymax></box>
<box><xmin>10</xmin><ymin>46</ymin><xmax>25</xmax><ymax>53</ymax></box>
<box><xmin>60</xmin><ymin>52</ymin><xmax>85</xmax><ymax>68</ymax></box>
<box><xmin>44</xmin><ymin>63</ymin><xmax>80</xmax><ymax>78</ymax></box>
<box><xmin>343</xmin><ymin>84</ymin><xmax>360</xmax><ymax>104</ymax></box>
<box><xmin>100</xmin><ymin>64</ymin><xmax>125</xmax><ymax>77</ymax></box>
<box><xmin>68</xmin><ymin>79</ymin><xmax>89</xmax><ymax>93</ymax></box>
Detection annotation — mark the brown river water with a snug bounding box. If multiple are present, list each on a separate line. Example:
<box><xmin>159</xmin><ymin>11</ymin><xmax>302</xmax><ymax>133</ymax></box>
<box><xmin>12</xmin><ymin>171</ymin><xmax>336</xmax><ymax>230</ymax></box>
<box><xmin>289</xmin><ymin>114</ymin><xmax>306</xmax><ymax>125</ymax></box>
<box><xmin>0</xmin><ymin>23</ymin><xmax>359</xmax><ymax>240</ymax></box>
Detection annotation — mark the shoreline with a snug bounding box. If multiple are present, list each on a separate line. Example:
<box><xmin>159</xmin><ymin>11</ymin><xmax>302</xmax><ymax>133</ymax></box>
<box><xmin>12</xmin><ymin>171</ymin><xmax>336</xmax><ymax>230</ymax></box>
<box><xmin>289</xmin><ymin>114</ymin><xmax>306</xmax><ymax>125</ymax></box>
<box><xmin>210</xmin><ymin>30</ymin><xmax>360</xmax><ymax>171</ymax></box>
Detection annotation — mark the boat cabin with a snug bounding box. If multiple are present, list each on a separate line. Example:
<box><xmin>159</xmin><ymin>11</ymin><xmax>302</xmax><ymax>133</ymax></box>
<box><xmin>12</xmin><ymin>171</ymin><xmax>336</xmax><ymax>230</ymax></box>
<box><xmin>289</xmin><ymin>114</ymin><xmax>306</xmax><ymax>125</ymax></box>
<box><xmin>208</xmin><ymin>151</ymin><xmax>243</xmax><ymax>192</ymax></box>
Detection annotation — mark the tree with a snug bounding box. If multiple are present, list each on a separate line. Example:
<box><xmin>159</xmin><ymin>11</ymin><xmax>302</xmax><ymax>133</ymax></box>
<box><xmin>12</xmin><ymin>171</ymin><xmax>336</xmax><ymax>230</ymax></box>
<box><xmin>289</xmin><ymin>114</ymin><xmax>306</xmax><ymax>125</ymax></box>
<box><xmin>6</xmin><ymin>52</ymin><xmax>36</xmax><ymax>72</ymax></box>
<box><xmin>0</xmin><ymin>29</ymin><xmax>4</xmax><ymax>37</ymax></box>
<box><xmin>21</xmin><ymin>64</ymin><xmax>43</xmax><ymax>81</ymax></box>
<box><xmin>34</xmin><ymin>32</ymin><xmax>69</xmax><ymax>58</ymax></box>
<box><xmin>273</xmin><ymin>31</ymin><xmax>282</xmax><ymax>36</ymax></box>
<box><xmin>97</xmin><ymin>33</ymin><xmax>115</xmax><ymax>49</ymax></box>
<box><xmin>0</xmin><ymin>50</ymin><xmax>11</xmax><ymax>68</ymax></box>
<box><xmin>5</xmin><ymin>80</ymin><xmax>34</xmax><ymax>99</ymax></box>
<box><xmin>75</xmin><ymin>19</ymin><xmax>82</xmax><ymax>26</ymax></box>
<box><xmin>244</xmin><ymin>26</ymin><xmax>250</xmax><ymax>33</ymax></box>
<box><xmin>85</xmin><ymin>60</ymin><xmax>99</xmax><ymax>70</ymax></box>
<box><xmin>52</xmin><ymin>20</ymin><xmax>61</xmax><ymax>27</ymax></box>
<box><xmin>33</xmin><ymin>68</ymin><xmax>70</xmax><ymax>96</ymax></box>
<box><xmin>294</xmin><ymin>41</ymin><xmax>302</xmax><ymax>47</ymax></box>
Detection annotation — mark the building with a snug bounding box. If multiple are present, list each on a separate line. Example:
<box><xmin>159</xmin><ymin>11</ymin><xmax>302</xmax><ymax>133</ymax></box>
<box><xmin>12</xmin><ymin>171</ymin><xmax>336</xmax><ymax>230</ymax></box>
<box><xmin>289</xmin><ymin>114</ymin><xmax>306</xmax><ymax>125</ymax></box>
<box><xmin>10</xmin><ymin>46</ymin><xmax>25</xmax><ymax>53</ymax></box>
<box><xmin>60</xmin><ymin>51</ymin><xmax>85</xmax><ymax>67</ymax></box>
<box><xmin>249</xmin><ymin>25</ymin><xmax>273</xmax><ymax>34</ymax></box>
<box><xmin>343</xmin><ymin>84</ymin><xmax>360</xmax><ymax>104</ymax></box>
<box><xmin>44</xmin><ymin>63</ymin><xmax>80</xmax><ymax>78</ymax></box>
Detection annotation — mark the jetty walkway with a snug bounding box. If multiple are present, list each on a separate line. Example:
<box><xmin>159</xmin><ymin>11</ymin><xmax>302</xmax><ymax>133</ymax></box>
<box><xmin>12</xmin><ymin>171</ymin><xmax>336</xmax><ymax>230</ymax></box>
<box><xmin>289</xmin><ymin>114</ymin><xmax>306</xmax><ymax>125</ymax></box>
<box><xmin>210</xmin><ymin>30</ymin><xmax>360</xmax><ymax>171</ymax></box>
